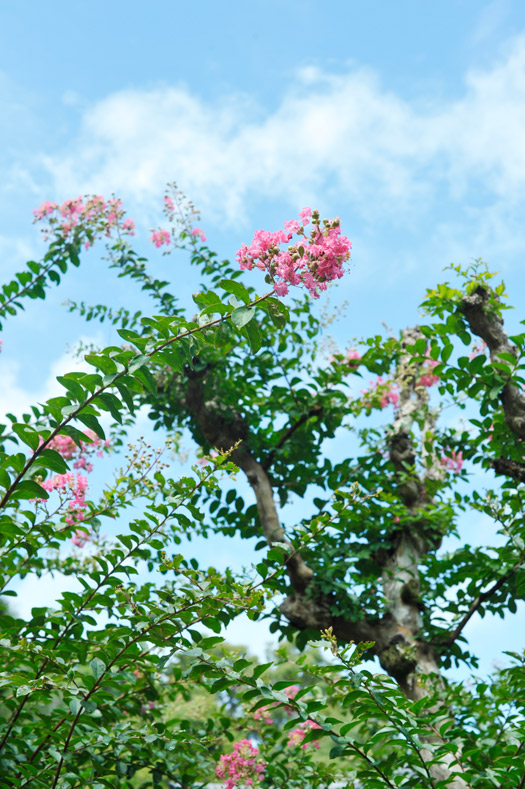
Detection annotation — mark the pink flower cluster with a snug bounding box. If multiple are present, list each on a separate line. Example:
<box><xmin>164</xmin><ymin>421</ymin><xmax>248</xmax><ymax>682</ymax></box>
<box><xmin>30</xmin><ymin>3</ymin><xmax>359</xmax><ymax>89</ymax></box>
<box><xmin>151</xmin><ymin>229</ymin><xmax>171</xmax><ymax>248</ymax></box>
<box><xmin>46</xmin><ymin>430</ymin><xmax>110</xmax><ymax>474</ymax></box>
<box><xmin>151</xmin><ymin>188</ymin><xmax>207</xmax><ymax>250</ymax></box>
<box><xmin>253</xmin><ymin>705</ymin><xmax>274</xmax><ymax>725</ymax></box>
<box><xmin>140</xmin><ymin>700</ymin><xmax>156</xmax><ymax>714</ymax></box>
<box><xmin>287</xmin><ymin>719</ymin><xmax>322</xmax><ymax>750</ymax></box>
<box><xmin>346</xmin><ymin>348</ymin><xmax>361</xmax><ymax>370</ymax></box>
<box><xmin>253</xmin><ymin>684</ymin><xmax>300</xmax><ymax>725</ymax></box>
<box><xmin>72</xmin><ymin>528</ymin><xmax>91</xmax><ymax>547</ymax></box>
<box><xmin>191</xmin><ymin>226</ymin><xmax>207</xmax><ymax>242</ymax></box>
<box><xmin>37</xmin><ymin>472</ymin><xmax>89</xmax><ymax>525</ymax></box>
<box><xmin>361</xmin><ymin>378</ymin><xmax>399</xmax><ymax>409</ymax></box>
<box><xmin>236</xmin><ymin>208</ymin><xmax>351</xmax><ymax>299</ymax></box>
<box><xmin>216</xmin><ymin>739</ymin><xmax>266</xmax><ymax>789</ymax></box>
<box><xmin>416</xmin><ymin>357</ymin><xmax>440</xmax><ymax>388</ymax></box>
<box><xmin>33</xmin><ymin>430</ymin><xmax>110</xmax><ymax>543</ymax></box>
<box><xmin>33</xmin><ymin>195</ymin><xmax>135</xmax><ymax>250</ymax></box>
<box><xmin>440</xmin><ymin>450</ymin><xmax>464</xmax><ymax>473</ymax></box>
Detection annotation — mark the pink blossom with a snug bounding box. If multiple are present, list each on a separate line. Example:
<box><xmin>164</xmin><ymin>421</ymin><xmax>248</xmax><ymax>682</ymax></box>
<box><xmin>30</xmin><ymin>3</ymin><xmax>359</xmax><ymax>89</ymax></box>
<box><xmin>33</xmin><ymin>193</ymin><xmax>133</xmax><ymax>250</ymax></box>
<box><xmin>216</xmin><ymin>739</ymin><xmax>266</xmax><ymax>789</ymax></box>
<box><xmin>33</xmin><ymin>472</ymin><xmax>90</xmax><ymax>524</ymax></box>
<box><xmin>140</xmin><ymin>701</ymin><xmax>156</xmax><ymax>714</ymax></box>
<box><xmin>191</xmin><ymin>226</ymin><xmax>207</xmax><ymax>242</ymax></box>
<box><xmin>284</xmin><ymin>684</ymin><xmax>300</xmax><ymax>700</ymax></box>
<box><xmin>253</xmin><ymin>704</ymin><xmax>274</xmax><ymax>724</ymax></box>
<box><xmin>299</xmin><ymin>207</ymin><xmax>312</xmax><ymax>225</ymax></box>
<box><xmin>273</xmin><ymin>281</ymin><xmax>289</xmax><ymax>297</ymax></box>
<box><xmin>416</xmin><ymin>357</ymin><xmax>440</xmax><ymax>388</ymax></box>
<box><xmin>59</xmin><ymin>197</ymin><xmax>84</xmax><ymax>220</ymax></box>
<box><xmin>345</xmin><ymin>347</ymin><xmax>361</xmax><ymax>372</ymax></box>
<box><xmin>361</xmin><ymin>378</ymin><xmax>399</xmax><ymax>410</ymax></box>
<box><xmin>287</xmin><ymin>720</ymin><xmax>322</xmax><ymax>749</ymax></box>
<box><xmin>236</xmin><ymin>209</ymin><xmax>351</xmax><ymax>300</ymax></box>
<box><xmin>72</xmin><ymin>528</ymin><xmax>91</xmax><ymax>548</ymax></box>
<box><xmin>284</xmin><ymin>219</ymin><xmax>301</xmax><ymax>234</ymax></box>
<box><xmin>33</xmin><ymin>201</ymin><xmax>58</xmax><ymax>220</ymax></box>
<box><xmin>44</xmin><ymin>430</ymin><xmax>109</xmax><ymax>471</ymax></box>
<box><xmin>440</xmin><ymin>450</ymin><xmax>464</xmax><ymax>473</ymax></box>
<box><xmin>164</xmin><ymin>195</ymin><xmax>175</xmax><ymax>212</ymax></box>
<box><xmin>151</xmin><ymin>229</ymin><xmax>171</xmax><ymax>248</ymax></box>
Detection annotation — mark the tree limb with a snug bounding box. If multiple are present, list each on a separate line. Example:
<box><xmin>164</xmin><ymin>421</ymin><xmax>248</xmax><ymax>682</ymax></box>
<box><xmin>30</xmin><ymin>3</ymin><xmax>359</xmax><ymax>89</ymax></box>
<box><xmin>490</xmin><ymin>456</ymin><xmax>525</xmax><ymax>483</ymax></box>
<box><xmin>460</xmin><ymin>285</ymin><xmax>525</xmax><ymax>440</ymax></box>
<box><xmin>440</xmin><ymin>556</ymin><xmax>525</xmax><ymax>647</ymax></box>
<box><xmin>261</xmin><ymin>404</ymin><xmax>322</xmax><ymax>471</ymax></box>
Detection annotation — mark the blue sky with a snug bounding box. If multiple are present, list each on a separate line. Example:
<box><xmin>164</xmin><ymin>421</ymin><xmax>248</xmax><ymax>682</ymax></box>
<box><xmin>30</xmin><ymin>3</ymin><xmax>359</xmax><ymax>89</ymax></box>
<box><xmin>1</xmin><ymin>0</ymin><xmax>525</xmax><ymax>673</ymax></box>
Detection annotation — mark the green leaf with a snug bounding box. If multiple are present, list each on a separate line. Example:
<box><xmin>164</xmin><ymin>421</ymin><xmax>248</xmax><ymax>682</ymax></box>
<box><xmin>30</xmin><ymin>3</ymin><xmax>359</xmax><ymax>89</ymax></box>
<box><xmin>57</xmin><ymin>375</ymin><xmax>86</xmax><ymax>401</ymax></box>
<box><xmin>12</xmin><ymin>423</ymin><xmax>40</xmax><ymax>451</ymax></box>
<box><xmin>10</xmin><ymin>480</ymin><xmax>49</xmax><ymax>500</ymax></box>
<box><xmin>133</xmin><ymin>366</ymin><xmax>157</xmax><ymax>395</ymax></box>
<box><xmin>252</xmin><ymin>662</ymin><xmax>273</xmax><ymax>680</ymax></box>
<box><xmin>69</xmin><ymin>697</ymin><xmax>81</xmax><ymax>715</ymax></box>
<box><xmin>77</xmin><ymin>413</ymin><xmax>105</xmax><ymax>439</ymax></box>
<box><xmin>242</xmin><ymin>319</ymin><xmax>262</xmax><ymax>353</ymax></box>
<box><xmin>85</xmin><ymin>353</ymin><xmax>118</xmax><ymax>375</ymax></box>
<box><xmin>35</xmin><ymin>449</ymin><xmax>69</xmax><ymax>474</ymax></box>
<box><xmin>231</xmin><ymin>306</ymin><xmax>255</xmax><ymax>329</ymax></box>
<box><xmin>219</xmin><ymin>279</ymin><xmax>251</xmax><ymax>304</ymax></box>
<box><xmin>90</xmin><ymin>657</ymin><xmax>106</xmax><ymax>681</ymax></box>
<box><xmin>441</xmin><ymin>343</ymin><xmax>453</xmax><ymax>363</ymax></box>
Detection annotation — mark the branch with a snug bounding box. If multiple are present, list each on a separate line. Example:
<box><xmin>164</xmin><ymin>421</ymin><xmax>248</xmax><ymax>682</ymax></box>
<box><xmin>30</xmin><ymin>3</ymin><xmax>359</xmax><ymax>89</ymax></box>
<box><xmin>490</xmin><ymin>456</ymin><xmax>525</xmax><ymax>483</ymax></box>
<box><xmin>460</xmin><ymin>285</ymin><xmax>525</xmax><ymax>440</ymax></box>
<box><xmin>183</xmin><ymin>371</ymin><xmax>315</xmax><ymax>594</ymax></box>
<box><xmin>261</xmin><ymin>404</ymin><xmax>322</xmax><ymax>471</ymax></box>
<box><xmin>440</xmin><ymin>556</ymin><xmax>525</xmax><ymax>647</ymax></box>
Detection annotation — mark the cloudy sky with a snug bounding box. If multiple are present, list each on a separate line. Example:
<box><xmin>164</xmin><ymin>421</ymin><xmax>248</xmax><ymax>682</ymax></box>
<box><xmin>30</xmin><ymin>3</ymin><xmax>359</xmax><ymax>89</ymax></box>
<box><xmin>1</xmin><ymin>0</ymin><xmax>525</xmax><ymax>670</ymax></box>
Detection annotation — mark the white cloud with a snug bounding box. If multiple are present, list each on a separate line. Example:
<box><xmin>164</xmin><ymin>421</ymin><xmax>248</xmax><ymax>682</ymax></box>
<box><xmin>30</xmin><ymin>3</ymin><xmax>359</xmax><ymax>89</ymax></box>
<box><xmin>35</xmin><ymin>34</ymin><xmax>525</xmax><ymax>233</ymax></box>
<box><xmin>0</xmin><ymin>336</ymin><xmax>102</xmax><ymax>421</ymax></box>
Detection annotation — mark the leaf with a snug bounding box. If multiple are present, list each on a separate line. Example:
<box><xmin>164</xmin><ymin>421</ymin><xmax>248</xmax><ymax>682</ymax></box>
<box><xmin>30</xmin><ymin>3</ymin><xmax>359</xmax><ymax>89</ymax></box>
<box><xmin>35</xmin><ymin>449</ymin><xmax>69</xmax><ymax>474</ymax></box>
<box><xmin>202</xmin><ymin>617</ymin><xmax>222</xmax><ymax>634</ymax></box>
<box><xmin>69</xmin><ymin>697</ymin><xmax>81</xmax><ymax>715</ymax></box>
<box><xmin>12</xmin><ymin>424</ymin><xmax>40</xmax><ymax>451</ymax></box>
<box><xmin>77</xmin><ymin>413</ymin><xmax>106</xmax><ymax>439</ymax></box>
<box><xmin>16</xmin><ymin>684</ymin><xmax>33</xmax><ymax>697</ymax></box>
<box><xmin>242</xmin><ymin>319</ymin><xmax>262</xmax><ymax>353</ymax></box>
<box><xmin>85</xmin><ymin>353</ymin><xmax>118</xmax><ymax>375</ymax></box>
<box><xmin>10</xmin><ymin>480</ymin><xmax>49</xmax><ymax>501</ymax></box>
<box><xmin>90</xmin><ymin>657</ymin><xmax>106</xmax><ymax>681</ymax></box>
<box><xmin>133</xmin><ymin>366</ymin><xmax>157</xmax><ymax>395</ymax></box>
<box><xmin>218</xmin><ymin>279</ymin><xmax>251</xmax><ymax>304</ymax></box>
<box><xmin>57</xmin><ymin>375</ymin><xmax>86</xmax><ymax>401</ymax></box>
<box><xmin>441</xmin><ymin>343</ymin><xmax>453</xmax><ymax>363</ymax></box>
<box><xmin>231</xmin><ymin>306</ymin><xmax>255</xmax><ymax>329</ymax></box>
<box><xmin>252</xmin><ymin>662</ymin><xmax>273</xmax><ymax>680</ymax></box>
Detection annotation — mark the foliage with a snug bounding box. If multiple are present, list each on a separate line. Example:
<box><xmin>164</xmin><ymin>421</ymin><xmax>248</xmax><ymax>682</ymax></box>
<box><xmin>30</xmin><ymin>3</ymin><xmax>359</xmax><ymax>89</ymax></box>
<box><xmin>0</xmin><ymin>190</ymin><xmax>524</xmax><ymax>788</ymax></box>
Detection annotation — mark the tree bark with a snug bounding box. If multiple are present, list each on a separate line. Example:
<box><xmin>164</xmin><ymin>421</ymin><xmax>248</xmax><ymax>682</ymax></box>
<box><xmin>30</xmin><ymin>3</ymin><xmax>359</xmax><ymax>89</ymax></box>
<box><xmin>460</xmin><ymin>284</ymin><xmax>525</xmax><ymax>440</ymax></box>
